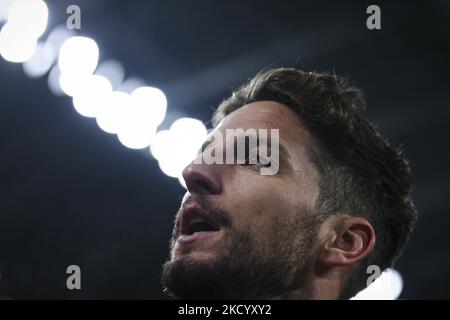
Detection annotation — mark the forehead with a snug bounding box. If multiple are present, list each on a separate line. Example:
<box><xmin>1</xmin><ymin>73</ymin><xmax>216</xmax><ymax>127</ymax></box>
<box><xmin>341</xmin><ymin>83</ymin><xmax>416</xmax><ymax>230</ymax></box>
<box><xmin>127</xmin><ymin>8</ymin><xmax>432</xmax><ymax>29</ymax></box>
<box><xmin>217</xmin><ymin>100</ymin><xmax>316</xmax><ymax>152</ymax></box>
<box><xmin>221</xmin><ymin>101</ymin><xmax>299</xmax><ymax>128</ymax></box>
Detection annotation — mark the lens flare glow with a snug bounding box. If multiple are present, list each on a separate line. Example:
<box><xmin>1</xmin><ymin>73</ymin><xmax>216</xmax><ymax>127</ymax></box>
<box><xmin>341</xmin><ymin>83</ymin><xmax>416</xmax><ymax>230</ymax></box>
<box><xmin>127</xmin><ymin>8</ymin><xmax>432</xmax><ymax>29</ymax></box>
<box><xmin>150</xmin><ymin>130</ymin><xmax>172</xmax><ymax>161</ymax></box>
<box><xmin>58</xmin><ymin>36</ymin><xmax>99</xmax><ymax>76</ymax></box>
<box><xmin>58</xmin><ymin>71</ymin><xmax>86</xmax><ymax>97</ymax></box>
<box><xmin>152</xmin><ymin>118</ymin><xmax>207</xmax><ymax>179</ymax></box>
<box><xmin>114</xmin><ymin>86</ymin><xmax>168</xmax><ymax>149</ymax></box>
<box><xmin>1</xmin><ymin>2</ymin><xmax>182</xmax><ymax>181</ymax></box>
<box><xmin>130</xmin><ymin>86</ymin><xmax>167</xmax><ymax>128</ymax></box>
<box><xmin>117</xmin><ymin>124</ymin><xmax>157</xmax><ymax>150</ymax></box>
<box><xmin>22</xmin><ymin>41</ymin><xmax>56</xmax><ymax>77</ymax></box>
<box><xmin>72</xmin><ymin>75</ymin><xmax>112</xmax><ymax>118</ymax></box>
<box><xmin>0</xmin><ymin>22</ymin><xmax>37</xmax><ymax>62</ymax></box>
<box><xmin>352</xmin><ymin>268</ymin><xmax>403</xmax><ymax>300</ymax></box>
<box><xmin>7</xmin><ymin>0</ymin><xmax>48</xmax><ymax>38</ymax></box>
<box><xmin>96</xmin><ymin>91</ymin><xmax>130</xmax><ymax>134</ymax></box>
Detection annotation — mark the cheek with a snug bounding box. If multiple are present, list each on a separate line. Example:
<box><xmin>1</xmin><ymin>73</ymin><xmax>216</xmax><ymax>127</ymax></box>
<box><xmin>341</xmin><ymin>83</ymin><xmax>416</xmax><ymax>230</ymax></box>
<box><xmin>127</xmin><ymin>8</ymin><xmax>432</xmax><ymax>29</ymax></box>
<box><xmin>222</xmin><ymin>176</ymin><xmax>300</xmax><ymax>235</ymax></box>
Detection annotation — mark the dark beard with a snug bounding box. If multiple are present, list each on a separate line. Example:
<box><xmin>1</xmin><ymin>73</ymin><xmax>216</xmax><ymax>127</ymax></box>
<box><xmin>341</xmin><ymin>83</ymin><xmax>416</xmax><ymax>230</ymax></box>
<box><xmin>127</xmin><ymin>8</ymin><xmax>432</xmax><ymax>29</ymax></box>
<box><xmin>161</xmin><ymin>197</ymin><xmax>319</xmax><ymax>299</ymax></box>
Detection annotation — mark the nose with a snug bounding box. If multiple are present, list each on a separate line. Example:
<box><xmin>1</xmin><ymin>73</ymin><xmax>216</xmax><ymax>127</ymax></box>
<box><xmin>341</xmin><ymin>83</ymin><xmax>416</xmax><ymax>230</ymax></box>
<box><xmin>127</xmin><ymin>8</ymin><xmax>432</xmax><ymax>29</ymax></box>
<box><xmin>182</xmin><ymin>161</ymin><xmax>223</xmax><ymax>195</ymax></box>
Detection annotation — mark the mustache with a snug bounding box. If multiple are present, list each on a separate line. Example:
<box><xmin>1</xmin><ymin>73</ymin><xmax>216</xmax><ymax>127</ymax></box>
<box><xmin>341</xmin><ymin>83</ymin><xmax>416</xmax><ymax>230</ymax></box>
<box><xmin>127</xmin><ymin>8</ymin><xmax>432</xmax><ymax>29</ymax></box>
<box><xmin>172</xmin><ymin>194</ymin><xmax>232</xmax><ymax>239</ymax></box>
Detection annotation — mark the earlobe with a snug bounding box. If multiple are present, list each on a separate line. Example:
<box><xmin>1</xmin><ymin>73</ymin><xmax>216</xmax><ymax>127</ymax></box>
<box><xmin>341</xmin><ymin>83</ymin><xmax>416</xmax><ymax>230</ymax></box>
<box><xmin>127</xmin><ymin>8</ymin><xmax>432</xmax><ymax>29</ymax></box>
<box><xmin>317</xmin><ymin>216</ymin><xmax>376</xmax><ymax>269</ymax></box>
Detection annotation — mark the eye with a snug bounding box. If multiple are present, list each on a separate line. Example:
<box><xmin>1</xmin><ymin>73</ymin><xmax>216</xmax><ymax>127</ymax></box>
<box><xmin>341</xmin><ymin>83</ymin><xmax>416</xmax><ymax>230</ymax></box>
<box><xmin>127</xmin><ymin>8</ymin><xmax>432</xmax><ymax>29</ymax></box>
<box><xmin>243</xmin><ymin>150</ymin><xmax>272</xmax><ymax>168</ymax></box>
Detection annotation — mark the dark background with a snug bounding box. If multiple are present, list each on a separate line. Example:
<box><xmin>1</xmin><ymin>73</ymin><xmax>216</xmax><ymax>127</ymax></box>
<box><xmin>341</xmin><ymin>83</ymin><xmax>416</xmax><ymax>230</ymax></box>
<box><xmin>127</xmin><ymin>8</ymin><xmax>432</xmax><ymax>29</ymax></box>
<box><xmin>0</xmin><ymin>0</ymin><xmax>449</xmax><ymax>299</ymax></box>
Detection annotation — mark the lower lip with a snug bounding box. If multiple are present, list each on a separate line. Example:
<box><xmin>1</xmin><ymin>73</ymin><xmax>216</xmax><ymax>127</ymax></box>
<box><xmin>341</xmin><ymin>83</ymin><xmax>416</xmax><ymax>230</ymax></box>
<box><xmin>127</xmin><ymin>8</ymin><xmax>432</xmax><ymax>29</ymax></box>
<box><xmin>177</xmin><ymin>230</ymin><xmax>222</xmax><ymax>245</ymax></box>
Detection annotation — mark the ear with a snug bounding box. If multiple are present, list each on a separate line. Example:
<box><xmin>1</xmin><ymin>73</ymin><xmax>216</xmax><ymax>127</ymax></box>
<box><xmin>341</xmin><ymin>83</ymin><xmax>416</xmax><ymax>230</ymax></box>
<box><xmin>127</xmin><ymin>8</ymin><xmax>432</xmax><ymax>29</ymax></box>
<box><xmin>317</xmin><ymin>216</ymin><xmax>376</xmax><ymax>269</ymax></box>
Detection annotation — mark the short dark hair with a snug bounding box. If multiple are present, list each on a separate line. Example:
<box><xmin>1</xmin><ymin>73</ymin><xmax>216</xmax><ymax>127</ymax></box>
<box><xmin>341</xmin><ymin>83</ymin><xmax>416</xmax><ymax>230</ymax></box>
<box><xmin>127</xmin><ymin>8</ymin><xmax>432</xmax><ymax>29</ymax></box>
<box><xmin>212</xmin><ymin>68</ymin><xmax>417</xmax><ymax>299</ymax></box>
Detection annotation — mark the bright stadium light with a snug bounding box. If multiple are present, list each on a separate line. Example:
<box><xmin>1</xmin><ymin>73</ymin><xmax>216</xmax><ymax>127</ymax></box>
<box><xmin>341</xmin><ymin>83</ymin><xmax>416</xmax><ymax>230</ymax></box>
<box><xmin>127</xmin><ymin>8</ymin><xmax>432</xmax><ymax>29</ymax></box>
<box><xmin>150</xmin><ymin>129</ymin><xmax>172</xmax><ymax>161</ymax></box>
<box><xmin>58</xmin><ymin>36</ymin><xmax>99</xmax><ymax>76</ymax></box>
<box><xmin>58</xmin><ymin>71</ymin><xmax>87</xmax><ymax>97</ymax></box>
<box><xmin>96</xmin><ymin>91</ymin><xmax>130</xmax><ymax>134</ymax></box>
<box><xmin>155</xmin><ymin>118</ymin><xmax>207</xmax><ymax>180</ymax></box>
<box><xmin>39</xmin><ymin>26</ymin><xmax>74</xmax><ymax>84</ymax></box>
<box><xmin>7</xmin><ymin>0</ymin><xmax>48</xmax><ymax>38</ymax></box>
<box><xmin>0</xmin><ymin>22</ymin><xmax>37</xmax><ymax>62</ymax></box>
<box><xmin>72</xmin><ymin>74</ymin><xmax>112</xmax><ymax>118</ymax></box>
<box><xmin>352</xmin><ymin>268</ymin><xmax>403</xmax><ymax>300</ymax></box>
<box><xmin>170</xmin><ymin>117</ymin><xmax>208</xmax><ymax>165</ymax></box>
<box><xmin>158</xmin><ymin>153</ymin><xmax>187</xmax><ymax>178</ymax></box>
<box><xmin>117</xmin><ymin>124</ymin><xmax>157</xmax><ymax>150</ymax></box>
<box><xmin>115</xmin><ymin>86</ymin><xmax>168</xmax><ymax>150</ymax></box>
<box><xmin>1</xmin><ymin>1</ymin><xmax>190</xmax><ymax>181</ymax></box>
<box><xmin>130</xmin><ymin>86</ymin><xmax>167</xmax><ymax>127</ymax></box>
<box><xmin>22</xmin><ymin>41</ymin><xmax>55</xmax><ymax>77</ymax></box>
<box><xmin>170</xmin><ymin>117</ymin><xmax>208</xmax><ymax>146</ymax></box>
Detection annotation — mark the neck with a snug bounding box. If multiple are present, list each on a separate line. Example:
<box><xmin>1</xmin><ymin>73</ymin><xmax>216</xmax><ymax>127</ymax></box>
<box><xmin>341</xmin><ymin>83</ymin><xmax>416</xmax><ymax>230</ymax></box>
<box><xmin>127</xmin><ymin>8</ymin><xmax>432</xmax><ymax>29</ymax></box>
<box><xmin>271</xmin><ymin>268</ymin><xmax>346</xmax><ymax>300</ymax></box>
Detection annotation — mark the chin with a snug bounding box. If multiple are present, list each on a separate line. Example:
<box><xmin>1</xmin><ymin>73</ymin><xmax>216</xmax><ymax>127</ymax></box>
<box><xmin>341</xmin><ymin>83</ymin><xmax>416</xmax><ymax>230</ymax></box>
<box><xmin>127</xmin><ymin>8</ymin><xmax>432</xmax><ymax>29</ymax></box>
<box><xmin>161</xmin><ymin>252</ymin><xmax>227</xmax><ymax>300</ymax></box>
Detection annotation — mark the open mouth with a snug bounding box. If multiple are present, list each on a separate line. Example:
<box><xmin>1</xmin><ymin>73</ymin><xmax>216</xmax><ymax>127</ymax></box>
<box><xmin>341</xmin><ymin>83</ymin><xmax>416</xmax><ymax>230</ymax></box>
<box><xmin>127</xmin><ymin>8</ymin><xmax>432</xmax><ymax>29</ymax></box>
<box><xmin>177</xmin><ymin>204</ymin><xmax>222</xmax><ymax>245</ymax></box>
<box><xmin>184</xmin><ymin>217</ymin><xmax>219</xmax><ymax>235</ymax></box>
<box><xmin>180</xmin><ymin>207</ymin><xmax>220</xmax><ymax>235</ymax></box>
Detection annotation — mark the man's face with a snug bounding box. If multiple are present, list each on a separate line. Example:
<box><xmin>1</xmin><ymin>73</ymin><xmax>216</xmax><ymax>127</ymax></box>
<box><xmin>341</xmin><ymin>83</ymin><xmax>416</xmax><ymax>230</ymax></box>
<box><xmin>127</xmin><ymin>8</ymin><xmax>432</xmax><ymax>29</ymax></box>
<box><xmin>162</xmin><ymin>101</ymin><xmax>322</xmax><ymax>299</ymax></box>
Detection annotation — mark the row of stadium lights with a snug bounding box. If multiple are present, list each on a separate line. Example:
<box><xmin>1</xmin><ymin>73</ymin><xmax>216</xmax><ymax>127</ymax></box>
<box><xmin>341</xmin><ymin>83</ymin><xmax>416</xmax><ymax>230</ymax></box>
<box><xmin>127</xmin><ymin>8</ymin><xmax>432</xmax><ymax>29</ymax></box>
<box><xmin>0</xmin><ymin>0</ymin><xmax>208</xmax><ymax>187</ymax></box>
<box><xmin>0</xmin><ymin>0</ymin><xmax>404</xmax><ymax>300</ymax></box>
